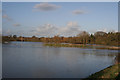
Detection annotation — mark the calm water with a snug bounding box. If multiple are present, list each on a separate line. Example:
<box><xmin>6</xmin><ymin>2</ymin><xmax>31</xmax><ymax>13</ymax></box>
<box><xmin>2</xmin><ymin>42</ymin><xmax>118</xmax><ymax>78</ymax></box>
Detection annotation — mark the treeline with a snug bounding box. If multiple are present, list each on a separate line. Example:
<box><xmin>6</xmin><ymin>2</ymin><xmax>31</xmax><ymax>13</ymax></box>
<box><xmin>2</xmin><ymin>31</ymin><xmax>120</xmax><ymax>46</ymax></box>
<box><xmin>2</xmin><ymin>35</ymin><xmax>42</xmax><ymax>42</ymax></box>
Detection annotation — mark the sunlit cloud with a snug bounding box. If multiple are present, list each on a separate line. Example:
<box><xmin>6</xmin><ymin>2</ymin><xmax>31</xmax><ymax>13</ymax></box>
<box><xmin>32</xmin><ymin>24</ymin><xmax>57</xmax><ymax>37</ymax></box>
<box><xmin>2</xmin><ymin>14</ymin><xmax>12</xmax><ymax>21</ymax></box>
<box><xmin>72</xmin><ymin>10</ymin><xmax>86</xmax><ymax>15</ymax></box>
<box><xmin>0</xmin><ymin>9</ymin><xmax>1</xmax><ymax>13</ymax></box>
<box><xmin>3</xmin><ymin>29</ymin><xmax>11</xmax><ymax>35</ymax></box>
<box><xmin>58</xmin><ymin>22</ymin><xmax>81</xmax><ymax>36</ymax></box>
<box><xmin>13</xmin><ymin>23</ymin><xmax>21</xmax><ymax>27</ymax></box>
<box><xmin>31</xmin><ymin>22</ymin><xmax>81</xmax><ymax>37</ymax></box>
<box><xmin>33</xmin><ymin>3</ymin><xmax>61</xmax><ymax>11</ymax></box>
<box><xmin>0</xmin><ymin>29</ymin><xmax>2</xmax><ymax>34</ymax></box>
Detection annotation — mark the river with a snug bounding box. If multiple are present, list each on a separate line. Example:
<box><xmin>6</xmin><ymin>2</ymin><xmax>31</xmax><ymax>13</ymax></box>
<box><xmin>2</xmin><ymin>41</ymin><xmax>118</xmax><ymax>78</ymax></box>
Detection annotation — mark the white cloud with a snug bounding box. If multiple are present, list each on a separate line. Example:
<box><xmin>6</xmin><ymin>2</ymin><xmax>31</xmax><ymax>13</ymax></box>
<box><xmin>31</xmin><ymin>22</ymin><xmax>81</xmax><ymax>37</ymax></box>
<box><xmin>2</xmin><ymin>14</ymin><xmax>12</xmax><ymax>21</ymax></box>
<box><xmin>0</xmin><ymin>29</ymin><xmax>2</xmax><ymax>34</ymax></box>
<box><xmin>73</xmin><ymin>10</ymin><xmax>85</xmax><ymax>15</ymax></box>
<box><xmin>13</xmin><ymin>23</ymin><xmax>21</xmax><ymax>27</ymax></box>
<box><xmin>3</xmin><ymin>29</ymin><xmax>11</xmax><ymax>36</ymax></box>
<box><xmin>32</xmin><ymin>24</ymin><xmax>58</xmax><ymax>37</ymax></box>
<box><xmin>33</xmin><ymin>3</ymin><xmax>61</xmax><ymax>11</ymax></box>
<box><xmin>2</xmin><ymin>14</ymin><xmax>8</xmax><ymax>18</ymax></box>
<box><xmin>58</xmin><ymin>22</ymin><xmax>81</xmax><ymax>36</ymax></box>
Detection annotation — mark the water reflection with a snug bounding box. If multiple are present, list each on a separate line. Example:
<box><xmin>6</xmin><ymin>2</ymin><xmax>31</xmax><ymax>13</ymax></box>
<box><xmin>3</xmin><ymin>42</ymin><xmax>118</xmax><ymax>78</ymax></box>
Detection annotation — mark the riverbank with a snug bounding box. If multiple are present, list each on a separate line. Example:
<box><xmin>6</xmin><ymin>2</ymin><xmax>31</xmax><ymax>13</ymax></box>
<box><xmin>44</xmin><ymin>43</ymin><xmax>120</xmax><ymax>50</ymax></box>
<box><xmin>85</xmin><ymin>63</ymin><xmax>120</xmax><ymax>79</ymax></box>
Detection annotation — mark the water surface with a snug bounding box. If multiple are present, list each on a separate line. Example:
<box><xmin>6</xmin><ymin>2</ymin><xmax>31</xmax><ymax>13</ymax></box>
<box><xmin>3</xmin><ymin>42</ymin><xmax>118</xmax><ymax>78</ymax></box>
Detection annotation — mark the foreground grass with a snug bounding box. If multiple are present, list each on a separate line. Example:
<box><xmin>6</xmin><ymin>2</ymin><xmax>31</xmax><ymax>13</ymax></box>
<box><xmin>44</xmin><ymin>43</ymin><xmax>120</xmax><ymax>50</ymax></box>
<box><xmin>85</xmin><ymin>63</ymin><xmax>120</xmax><ymax>79</ymax></box>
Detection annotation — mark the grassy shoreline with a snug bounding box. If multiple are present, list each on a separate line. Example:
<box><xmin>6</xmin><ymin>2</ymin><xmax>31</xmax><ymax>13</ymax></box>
<box><xmin>85</xmin><ymin>63</ymin><xmax>120</xmax><ymax>79</ymax></box>
<box><xmin>44</xmin><ymin>43</ymin><xmax>120</xmax><ymax>50</ymax></box>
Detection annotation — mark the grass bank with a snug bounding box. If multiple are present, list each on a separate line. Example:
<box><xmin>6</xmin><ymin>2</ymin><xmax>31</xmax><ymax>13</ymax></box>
<box><xmin>44</xmin><ymin>43</ymin><xmax>120</xmax><ymax>50</ymax></box>
<box><xmin>85</xmin><ymin>63</ymin><xmax>120</xmax><ymax>79</ymax></box>
<box><xmin>44</xmin><ymin>43</ymin><xmax>94</xmax><ymax>50</ymax></box>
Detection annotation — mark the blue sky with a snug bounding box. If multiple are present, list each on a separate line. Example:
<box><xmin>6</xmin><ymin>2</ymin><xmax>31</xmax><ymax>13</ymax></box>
<box><xmin>2</xmin><ymin>2</ymin><xmax>118</xmax><ymax>37</ymax></box>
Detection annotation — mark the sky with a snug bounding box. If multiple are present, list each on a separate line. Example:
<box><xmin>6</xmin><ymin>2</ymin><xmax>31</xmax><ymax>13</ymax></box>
<box><xmin>0</xmin><ymin>1</ymin><xmax>1</xmax><ymax>35</ymax></box>
<box><xmin>1</xmin><ymin>0</ymin><xmax>120</xmax><ymax>2</ymax></box>
<box><xmin>2</xmin><ymin>2</ymin><xmax>118</xmax><ymax>37</ymax></box>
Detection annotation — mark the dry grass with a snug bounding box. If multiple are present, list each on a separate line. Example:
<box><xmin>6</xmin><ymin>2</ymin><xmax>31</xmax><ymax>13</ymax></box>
<box><xmin>44</xmin><ymin>43</ymin><xmax>120</xmax><ymax>50</ymax></box>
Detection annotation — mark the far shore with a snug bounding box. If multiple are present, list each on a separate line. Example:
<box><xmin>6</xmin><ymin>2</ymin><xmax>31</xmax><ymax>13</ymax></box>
<box><xmin>44</xmin><ymin>43</ymin><xmax>120</xmax><ymax>50</ymax></box>
<box><xmin>3</xmin><ymin>41</ymin><xmax>120</xmax><ymax>50</ymax></box>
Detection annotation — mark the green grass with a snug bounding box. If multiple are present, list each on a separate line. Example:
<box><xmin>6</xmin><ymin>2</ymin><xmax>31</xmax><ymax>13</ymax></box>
<box><xmin>44</xmin><ymin>43</ymin><xmax>91</xmax><ymax>48</ymax></box>
<box><xmin>44</xmin><ymin>43</ymin><xmax>120</xmax><ymax>50</ymax></box>
<box><xmin>84</xmin><ymin>63</ymin><xmax>120</xmax><ymax>79</ymax></box>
